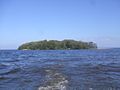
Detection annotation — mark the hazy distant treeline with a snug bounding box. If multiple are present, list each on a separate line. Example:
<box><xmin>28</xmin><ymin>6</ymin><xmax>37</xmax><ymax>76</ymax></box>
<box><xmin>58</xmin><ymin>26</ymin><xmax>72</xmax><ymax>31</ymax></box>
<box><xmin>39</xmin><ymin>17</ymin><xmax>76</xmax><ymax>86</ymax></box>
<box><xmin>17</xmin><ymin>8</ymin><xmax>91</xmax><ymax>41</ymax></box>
<box><xmin>18</xmin><ymin>40</ymin><xmax>97</xmax><ymax>50</ymax></box>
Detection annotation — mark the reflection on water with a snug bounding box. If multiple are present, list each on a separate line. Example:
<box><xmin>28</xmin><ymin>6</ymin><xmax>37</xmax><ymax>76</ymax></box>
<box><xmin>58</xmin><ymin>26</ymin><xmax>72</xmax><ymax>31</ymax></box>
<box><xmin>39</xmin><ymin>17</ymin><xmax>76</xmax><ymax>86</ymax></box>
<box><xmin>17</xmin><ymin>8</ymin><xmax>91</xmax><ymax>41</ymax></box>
<box><xmin>0</xmin><ymin>49</ymin><xmax>120</xmax><ymax>90</ymax></box>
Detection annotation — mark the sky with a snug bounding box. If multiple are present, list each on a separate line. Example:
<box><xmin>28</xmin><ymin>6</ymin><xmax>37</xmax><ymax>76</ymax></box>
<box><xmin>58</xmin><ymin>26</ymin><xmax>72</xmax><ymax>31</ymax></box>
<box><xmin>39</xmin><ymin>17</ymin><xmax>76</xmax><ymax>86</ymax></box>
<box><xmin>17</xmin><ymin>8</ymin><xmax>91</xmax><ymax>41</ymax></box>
<box><xmin>0</xmin><ymin>0</ymin><xmax>120</xmax><ymax>49</ymax></box>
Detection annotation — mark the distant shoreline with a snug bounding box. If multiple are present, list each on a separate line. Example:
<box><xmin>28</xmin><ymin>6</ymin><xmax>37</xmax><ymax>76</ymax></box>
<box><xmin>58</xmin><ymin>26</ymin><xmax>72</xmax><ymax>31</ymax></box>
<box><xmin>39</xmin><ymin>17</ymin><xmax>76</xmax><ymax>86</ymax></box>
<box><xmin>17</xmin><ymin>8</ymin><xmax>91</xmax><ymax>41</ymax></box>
<box><xmin>0</xmin><ymin>48</ymin><xmax>120</xmax><ymax>51</ymax></box>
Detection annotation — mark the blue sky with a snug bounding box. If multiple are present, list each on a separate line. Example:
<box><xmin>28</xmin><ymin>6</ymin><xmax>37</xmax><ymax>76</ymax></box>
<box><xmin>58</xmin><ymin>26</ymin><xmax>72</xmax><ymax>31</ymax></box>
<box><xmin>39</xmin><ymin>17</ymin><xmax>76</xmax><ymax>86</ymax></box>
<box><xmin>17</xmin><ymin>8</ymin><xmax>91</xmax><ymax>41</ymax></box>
<box><xmin>0</xmin><ymin>0</ymin><xmax>120</xmax><ymax>49</ymax></box>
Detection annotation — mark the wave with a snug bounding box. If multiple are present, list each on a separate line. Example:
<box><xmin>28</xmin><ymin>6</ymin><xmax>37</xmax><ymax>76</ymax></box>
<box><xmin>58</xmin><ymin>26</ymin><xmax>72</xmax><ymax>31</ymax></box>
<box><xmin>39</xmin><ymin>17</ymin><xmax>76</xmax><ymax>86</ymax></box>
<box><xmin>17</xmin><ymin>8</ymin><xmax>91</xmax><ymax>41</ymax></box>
<box><xmin>0</xmin><ymin>63</ymin><xmax>21</xmax><ymax>75</ymax></box>
<box><xmin>0</xmin><ymin>76</ymin><xmax>9</xmax><ymax>80</ymax></box>
<box><xmin>38</xmin><ymin>69</ymin><xmax>68</xmax><ymax>90</ymax></box>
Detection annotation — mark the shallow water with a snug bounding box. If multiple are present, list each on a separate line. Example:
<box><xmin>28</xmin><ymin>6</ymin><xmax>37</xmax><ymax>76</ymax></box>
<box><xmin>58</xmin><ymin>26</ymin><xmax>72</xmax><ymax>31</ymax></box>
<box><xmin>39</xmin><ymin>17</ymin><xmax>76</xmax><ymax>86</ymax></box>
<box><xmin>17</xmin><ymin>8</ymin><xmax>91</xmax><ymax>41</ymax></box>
<box><xmin>0</xmin><ymin>49</ymin><xmax>120</xmax><ymax>90</ymax></box>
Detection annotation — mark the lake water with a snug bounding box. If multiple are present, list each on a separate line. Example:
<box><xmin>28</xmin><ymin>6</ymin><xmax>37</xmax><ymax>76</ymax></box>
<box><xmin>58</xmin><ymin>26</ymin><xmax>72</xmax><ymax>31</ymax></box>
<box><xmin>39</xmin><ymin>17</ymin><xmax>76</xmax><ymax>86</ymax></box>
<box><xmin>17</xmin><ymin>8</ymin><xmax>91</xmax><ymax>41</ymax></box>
<box><xmin>0</xmin><ymin>49</ymin><xmax>120</xmax><ymax>90</ymax></box>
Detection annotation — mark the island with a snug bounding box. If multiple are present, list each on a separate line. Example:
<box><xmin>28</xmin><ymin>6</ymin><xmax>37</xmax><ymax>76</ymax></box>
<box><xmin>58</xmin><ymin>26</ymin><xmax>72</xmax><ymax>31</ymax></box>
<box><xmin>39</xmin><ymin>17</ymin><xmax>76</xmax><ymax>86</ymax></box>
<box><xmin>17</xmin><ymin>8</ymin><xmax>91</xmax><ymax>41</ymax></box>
<box><xmin>18</xmin><ymin>40</ymin><xmax>97</xmax><ymax>50</ymax></box>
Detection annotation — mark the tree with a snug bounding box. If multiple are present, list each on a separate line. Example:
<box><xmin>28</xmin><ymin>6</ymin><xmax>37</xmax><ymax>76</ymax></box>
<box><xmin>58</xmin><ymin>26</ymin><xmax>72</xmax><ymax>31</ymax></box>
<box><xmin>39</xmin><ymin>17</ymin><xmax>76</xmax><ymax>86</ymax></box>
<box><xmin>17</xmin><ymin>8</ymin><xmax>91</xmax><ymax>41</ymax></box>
<box><xmin>18</xmin><ymin>40</ymin><xmax>97</xmax><ymax>50</ymax></box>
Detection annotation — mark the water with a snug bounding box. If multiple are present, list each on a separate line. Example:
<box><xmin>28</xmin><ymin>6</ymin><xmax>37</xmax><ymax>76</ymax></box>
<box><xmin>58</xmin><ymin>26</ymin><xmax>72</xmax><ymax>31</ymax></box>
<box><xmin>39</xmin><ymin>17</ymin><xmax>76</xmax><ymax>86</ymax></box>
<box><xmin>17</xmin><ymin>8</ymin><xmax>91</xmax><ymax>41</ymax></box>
<box><xmin>0</xmin><ymin>49</ymin><xmax>120</xmax><ymax>90</ymax></box>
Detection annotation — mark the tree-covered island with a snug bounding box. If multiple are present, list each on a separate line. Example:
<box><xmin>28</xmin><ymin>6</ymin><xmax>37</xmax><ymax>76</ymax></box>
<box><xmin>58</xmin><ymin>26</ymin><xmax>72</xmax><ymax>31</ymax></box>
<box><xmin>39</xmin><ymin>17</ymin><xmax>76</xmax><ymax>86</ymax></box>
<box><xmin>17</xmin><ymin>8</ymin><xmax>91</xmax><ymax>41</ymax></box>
<box><xmin>18</xmin><ymin>40</ymin><xmax>97</xmax><ymax>50</ymax></box>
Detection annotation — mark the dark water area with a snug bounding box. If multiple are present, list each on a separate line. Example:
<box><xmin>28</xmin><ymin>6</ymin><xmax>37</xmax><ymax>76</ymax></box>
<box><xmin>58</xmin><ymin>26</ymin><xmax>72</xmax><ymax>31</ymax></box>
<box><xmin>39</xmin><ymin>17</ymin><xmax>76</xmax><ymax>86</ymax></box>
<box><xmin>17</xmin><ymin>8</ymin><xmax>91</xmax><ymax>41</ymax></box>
<box><xmin>0</xmin><ymin>49</ymin><xmax>120</xmax><ymax>90</ymax></box>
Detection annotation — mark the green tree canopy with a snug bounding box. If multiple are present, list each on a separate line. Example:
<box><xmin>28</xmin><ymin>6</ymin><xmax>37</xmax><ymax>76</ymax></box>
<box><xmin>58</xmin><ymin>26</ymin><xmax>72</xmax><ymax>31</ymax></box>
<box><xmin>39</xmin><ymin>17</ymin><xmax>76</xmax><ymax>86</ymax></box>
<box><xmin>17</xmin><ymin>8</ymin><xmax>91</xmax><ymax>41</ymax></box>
<box><xmin>18</xmin><ymin>40</ymin><xmax>97</xmax><ymax>50</ymax></box>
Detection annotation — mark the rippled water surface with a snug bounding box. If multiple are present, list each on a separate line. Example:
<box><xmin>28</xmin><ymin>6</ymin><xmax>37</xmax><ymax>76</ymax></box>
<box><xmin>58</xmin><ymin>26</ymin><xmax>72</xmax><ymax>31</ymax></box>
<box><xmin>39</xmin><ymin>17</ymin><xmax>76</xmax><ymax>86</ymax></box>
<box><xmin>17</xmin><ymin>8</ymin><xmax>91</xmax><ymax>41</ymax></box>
<box><xmin>0</xmin><ymin>49</ymin><xmax>120</xmax><ymax>90</ymax></box>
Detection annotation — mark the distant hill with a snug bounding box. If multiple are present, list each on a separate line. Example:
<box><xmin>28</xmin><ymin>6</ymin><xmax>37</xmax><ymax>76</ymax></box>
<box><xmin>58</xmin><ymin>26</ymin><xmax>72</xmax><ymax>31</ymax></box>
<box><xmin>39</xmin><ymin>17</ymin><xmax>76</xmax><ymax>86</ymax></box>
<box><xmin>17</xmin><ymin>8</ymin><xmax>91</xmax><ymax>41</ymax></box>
<box><xmin>18</xmin><ymin>40</ymin><xmax>97</xmax><ymax>50</ymax></box>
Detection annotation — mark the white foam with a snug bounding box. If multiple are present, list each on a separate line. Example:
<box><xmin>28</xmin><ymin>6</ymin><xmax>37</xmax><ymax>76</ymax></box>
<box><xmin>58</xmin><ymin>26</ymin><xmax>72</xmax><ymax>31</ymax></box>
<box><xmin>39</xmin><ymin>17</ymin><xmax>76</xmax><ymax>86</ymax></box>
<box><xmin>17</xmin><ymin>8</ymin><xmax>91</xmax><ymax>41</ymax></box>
<box><xmin>39</xmin><ymin>80</ymin><xmax>68</xmax><ymax>90</ymax></box>
<box><xmin>38</xmin><ymin>69</ymin><xmax>68</xmax><ymax>90</ymax></box>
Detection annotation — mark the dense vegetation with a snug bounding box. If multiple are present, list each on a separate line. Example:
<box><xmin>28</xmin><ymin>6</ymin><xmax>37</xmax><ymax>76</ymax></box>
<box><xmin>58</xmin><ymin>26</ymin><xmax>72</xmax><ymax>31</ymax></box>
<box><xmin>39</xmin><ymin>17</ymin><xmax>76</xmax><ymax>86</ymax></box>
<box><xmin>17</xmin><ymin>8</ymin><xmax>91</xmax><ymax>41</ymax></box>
<box><xmin>18</xmin><ymin>40</ymin><xmax>97</xmax><ymax>50</ymax></box>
